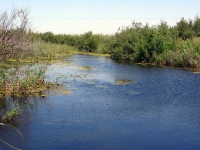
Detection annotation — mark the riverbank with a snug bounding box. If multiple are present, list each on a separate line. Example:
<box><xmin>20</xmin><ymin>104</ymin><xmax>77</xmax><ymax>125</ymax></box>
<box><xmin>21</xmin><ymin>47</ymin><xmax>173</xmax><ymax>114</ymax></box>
<box><xmin>34</xmin><ymin>41</ymin><xmax>200</xmax><ymax>72</ymax></box>
<box><xmin>0</xmin><ymin>41</ymin><xmax>111</xmax><ymax>99</ymax></box>
<box><xmin>1</xmin><ymin>38</ymin><xmax>200</xmax><ymax>99</ymax></box>
<box><xmin>34</xmin><ymin>34</ymin><xmax>200</xmax><ymax>71</ymax></box>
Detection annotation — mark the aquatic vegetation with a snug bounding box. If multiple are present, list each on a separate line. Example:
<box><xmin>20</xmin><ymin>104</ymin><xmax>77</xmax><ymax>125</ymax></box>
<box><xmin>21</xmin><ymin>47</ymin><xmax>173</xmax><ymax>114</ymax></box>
<box><xmin>78</xmin><ymin>66</ymin><xmax>94</xmax><ymax>71</ymax></box>
<box><xmin>96</xmin><ymin>85</ymin><xmax>107</xmax><ymax>88</ymax></box>
<box><xmin>130</xmin><ymin>92</ymin><xmax>139</xmax><ymax>95</ymax></box>
<box><xmin>0</xmin><ymin>65</ymin><xmax>48</xmax><ymax>97</ymax></box>
<box><xmin>2</xmin><ymin>102</ymin><xmax>20</xmax><ymax>123</ymax></box>
<box><xmin>114</xmin><ymin>79</ymin><xmax>134</xmax><ymax>85</ymax></box>
<box><xmin>193</xmin><ymin>72</ymin><xmax>200</xmax><ymax>74</ymax></box>
<box><xmin>54</xmin><ymin>89</ymin><xmax>70</xmax><ymax>96</ymax></box>
<box><xmin>0</xmin><ymin>102</ymin><xmax>22</xmax><ymax>150</ymax></box>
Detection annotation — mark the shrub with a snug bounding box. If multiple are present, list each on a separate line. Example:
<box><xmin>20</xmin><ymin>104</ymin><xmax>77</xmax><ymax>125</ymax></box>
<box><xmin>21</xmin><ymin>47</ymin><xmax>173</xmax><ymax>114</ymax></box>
<box><xmin>0</xmin><ymin>7</ymin><xmax>33</xmax><ymax>64</ymax></box>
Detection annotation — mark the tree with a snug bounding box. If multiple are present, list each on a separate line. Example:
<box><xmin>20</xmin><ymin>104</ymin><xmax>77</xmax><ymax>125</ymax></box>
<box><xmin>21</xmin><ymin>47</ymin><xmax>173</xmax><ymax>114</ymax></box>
<box><xmin>177</xmin><ymin>18</ymin><xmax>194</xmax><ymax>40</ymax></box>
<box><xmin>85</xmin><ymin>36</ymin><xmax>98</xmax><ymax>52</ymax></box>
<box><xmin>41</xmin><ymin>32</ymin><xmax>55</xmax><ymax>43</ymax></box>
<box><xmin>0</xmin><ymin>7</ymin><xmax>32</xmax><ymax>64</ymax></box>
<box><xmin>193</xmin><ymin>15</ymin><xmax>200</xmax><ymax>37</ymax></box>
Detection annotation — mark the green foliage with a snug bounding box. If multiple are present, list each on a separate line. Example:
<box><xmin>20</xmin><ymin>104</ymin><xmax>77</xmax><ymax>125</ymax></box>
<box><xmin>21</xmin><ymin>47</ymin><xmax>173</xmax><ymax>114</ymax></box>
<box><xmin>30</xmin><ymin>15</ymin><xmax>200</xmax><ymax>69</ymax></box>
<box><xmin>40</xmin><ymin>32</ymin><xmax>55</xmax><ymax>43</ymax></box>
<box><xmin>177</xmin><ymin>19</ymin><xmax>194</xmax><ymax>40</ymax></box>
<box><xmin>85</xmin><ymin>36</ymin><xmax>98</xmax><ymax>52</ymax></box>
<box><xmin>110</xmin><ymin>18</ymin><xmax>200</xmax><ymax>68</ymax></box>
<box><xmin>78</xmin><ymin>31</ymin><xmax>99</xmax><ymax>52</ymax></box>
<box><xmin>111</xmin><ymin>21</ymin><xmax>176</xmax><ymax>62</ymax></box>
<box><xmin>193</xmin><ymin>15</ymin><xmax>200</xmax><ymax>37</ymax></box>
<box><xmin>2</xmin><ymin>102</ymin><xmax>21</xmax><ymax>123</ymax></box>
<box><xmin>35</xmin><ymin>31</ymin><xmax>112</xmax><ymax>54</ymax></box>
<box><xmin>151</xmin><ymin>38</ymin><xmax>200</xmax><ymax>68</ymax></box>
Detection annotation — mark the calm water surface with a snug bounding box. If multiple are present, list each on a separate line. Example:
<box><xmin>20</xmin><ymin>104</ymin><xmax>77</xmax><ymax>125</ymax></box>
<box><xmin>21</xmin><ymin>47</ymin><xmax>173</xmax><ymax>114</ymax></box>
<box><xmin>1</xmin><ymin>54</ymin><xmax>200</xmax><ymax>150</ymax></box>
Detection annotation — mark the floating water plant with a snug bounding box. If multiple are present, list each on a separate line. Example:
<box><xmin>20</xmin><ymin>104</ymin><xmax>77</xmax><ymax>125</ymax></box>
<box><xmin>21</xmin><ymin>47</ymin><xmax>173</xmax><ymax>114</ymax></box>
<box><xmin>2</xmin><ymin>102</ymin><xmax>21</xmax><ymax>123</ymax></box>
<box><xmin>78</xmin><ymin>66</ymin><xmax>94</xmax><ymax>71</ymax></box>
<box><xmin>114</xmin><ymin>79</ymin><xmax>134</xmax><ymax>85</ymax></box>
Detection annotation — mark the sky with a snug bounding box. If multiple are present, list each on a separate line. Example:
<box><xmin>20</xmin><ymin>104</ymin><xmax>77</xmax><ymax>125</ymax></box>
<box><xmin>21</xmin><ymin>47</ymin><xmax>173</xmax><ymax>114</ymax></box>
<box><xmin>1</xmin><ymin>0</ymin><xmax>200</xmax><ymax>35</ymax></box>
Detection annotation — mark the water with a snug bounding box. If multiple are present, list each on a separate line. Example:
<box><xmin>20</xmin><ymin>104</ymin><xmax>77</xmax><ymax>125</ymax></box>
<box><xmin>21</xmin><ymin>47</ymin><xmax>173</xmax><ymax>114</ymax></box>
<box><xmin>1</xmin><ymin>54</ymin><xmax>200</xmax><ymax>150</ymax></box>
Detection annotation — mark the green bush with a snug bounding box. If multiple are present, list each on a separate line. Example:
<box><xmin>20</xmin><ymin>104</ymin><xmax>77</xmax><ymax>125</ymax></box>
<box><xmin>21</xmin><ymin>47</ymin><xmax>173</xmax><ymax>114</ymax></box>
<box><xmin>35</xmin><ymin>31</ymin><xmax>112</xmax><ymax>54</ymax></box>
<box><xmin>31</xmin><ymin>16</ymin><xmax>200</xmax><ymax>69</ymax></box>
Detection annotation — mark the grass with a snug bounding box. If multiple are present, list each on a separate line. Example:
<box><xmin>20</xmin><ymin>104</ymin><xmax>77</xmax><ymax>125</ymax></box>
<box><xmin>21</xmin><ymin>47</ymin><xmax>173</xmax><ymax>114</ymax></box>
<box><xmin>2</xmin><ymin>38</ymin><xmax>200</xmax><ymax>98</ymax></box>
<box><xmin>0</xmin><ymin>41</ymin><xmax>82</xmax><ymax>98</ymax></box>
<box><xmin>0</xmin><ymin>41</ymin><xmax>110</xmax><ymax>98</ymax></box>
<box><xmin>7</xmin><ymin>41</ymin><xmax>78</xmax><ymax>63</ymax></box>
<box><xmin>0</xmin><ymin>64</ymin><xmax>48</xmax><ymax>98</ymax></box>
<box><xmin>8</xmin><ymin>41</ymin><xmax>110</xmax><ymax>63</ymax></box>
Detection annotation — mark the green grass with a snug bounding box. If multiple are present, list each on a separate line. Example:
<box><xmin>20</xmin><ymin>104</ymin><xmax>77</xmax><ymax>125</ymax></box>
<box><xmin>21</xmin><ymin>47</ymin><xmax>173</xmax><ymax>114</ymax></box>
<box><xmin>31</xmin><ymin>41</ymin><xmax>110</xmax><ymax>62</ymax></box>
<box><xmin>14</xmin><ymin>41</ymin><xmax>79</xmax><ymax>63</ymax></box>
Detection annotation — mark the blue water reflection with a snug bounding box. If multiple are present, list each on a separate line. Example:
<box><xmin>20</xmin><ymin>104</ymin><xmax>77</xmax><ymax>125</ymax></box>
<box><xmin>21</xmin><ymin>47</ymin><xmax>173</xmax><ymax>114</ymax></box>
<box><xmin>1</xmin><ymin>54</ymin><xmax>200</xmax><ymax>150</ymax></box>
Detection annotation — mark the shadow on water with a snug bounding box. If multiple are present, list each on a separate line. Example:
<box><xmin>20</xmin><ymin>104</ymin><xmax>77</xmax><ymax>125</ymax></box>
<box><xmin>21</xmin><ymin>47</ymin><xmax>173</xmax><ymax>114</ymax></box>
<box><xmin>1</xmin><ymin>54</ymin><xmax>200</xmax><ymax>150</ymax></box>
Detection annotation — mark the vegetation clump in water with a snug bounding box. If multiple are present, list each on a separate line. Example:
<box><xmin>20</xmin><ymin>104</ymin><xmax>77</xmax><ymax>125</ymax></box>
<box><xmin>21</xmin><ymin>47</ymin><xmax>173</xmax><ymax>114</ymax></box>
<box><xmin>0</xmin><ymin>65</ymin><xmax>48</xmax><ymax>98</ymax></box>
<box><xmin>78</xmin><ymin>66</ymin><xmax>94</xmax><ymax>71</ymax></box>
<box><xmin>2</xmin><ymin>102</ymin><xmax>21</xmax><ymax>123</ymax></box>
<box><xmin>114</xmin><ymin>79</ymin><xmax>134</xmax><ymax>85</ymax></box>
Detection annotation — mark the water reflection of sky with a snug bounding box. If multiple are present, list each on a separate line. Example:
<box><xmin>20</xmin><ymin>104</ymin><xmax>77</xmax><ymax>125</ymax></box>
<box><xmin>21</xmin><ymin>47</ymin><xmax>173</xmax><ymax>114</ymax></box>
<box><xmin>1</xmin><ymin>54</ymin><xmax>200</xmax><ymax>150</ymax></box>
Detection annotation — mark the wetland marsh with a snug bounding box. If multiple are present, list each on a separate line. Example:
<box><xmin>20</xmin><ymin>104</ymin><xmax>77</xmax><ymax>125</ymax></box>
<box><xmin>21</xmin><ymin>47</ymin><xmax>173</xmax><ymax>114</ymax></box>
<box><xmin>1</xmin><ymin>54</ymin><xmax>200</xmax><ymax>150</ymax></box>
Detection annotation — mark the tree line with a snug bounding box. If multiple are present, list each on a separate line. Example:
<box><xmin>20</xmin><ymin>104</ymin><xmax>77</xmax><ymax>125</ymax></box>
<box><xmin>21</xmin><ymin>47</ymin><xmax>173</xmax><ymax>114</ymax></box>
<box><xmin>34</xmin><ymin>16</ymin><xmax>200</xmax><ymax>68</ymax></box>
<box><xmin>1</xmin><ymin>6</ymin><xmax>200</xmax><ymax>69</ymax></box>
<box><xmin>32</xmin><ymin>31</ymin><xmax>114</xmax><ymax>54</ymax></box>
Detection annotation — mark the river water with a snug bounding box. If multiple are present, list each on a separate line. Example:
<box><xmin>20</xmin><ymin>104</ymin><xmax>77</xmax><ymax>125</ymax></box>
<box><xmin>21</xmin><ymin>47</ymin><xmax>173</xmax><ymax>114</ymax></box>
<box><xmin>1</xmin><ymin>54</ymin><xmax>200</xmax><ymax>150</ymax></box>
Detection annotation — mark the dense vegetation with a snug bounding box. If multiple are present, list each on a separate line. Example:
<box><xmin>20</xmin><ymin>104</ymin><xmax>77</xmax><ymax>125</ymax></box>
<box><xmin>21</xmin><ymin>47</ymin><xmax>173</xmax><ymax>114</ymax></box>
<box><xmin>1</xmin><ymin>9</ymin><xmax>200</xmax><ymax>101</ymax></box>
<box><xmin>1</xmin><ymin>8</ymin><xmax>200</xmax><ymax>112</ymax></box>
<box><xmin>32</xmin><ymin>31</ymin><xmax>114</xmax><ymax>54</ymax></box>
<box><xmin>111</xmin><ymin>17</ymin><xmax>200</xmax><ymax>68</ymax></box>
<box><xmin>35</xmin><ymin>16</ymin><xmax>200</xmax><ymax>69</ymax></box>
<box><xmin>1</xmin><ymin>6</ymin><xmax>200</xmax><ymax>149</ymax></box>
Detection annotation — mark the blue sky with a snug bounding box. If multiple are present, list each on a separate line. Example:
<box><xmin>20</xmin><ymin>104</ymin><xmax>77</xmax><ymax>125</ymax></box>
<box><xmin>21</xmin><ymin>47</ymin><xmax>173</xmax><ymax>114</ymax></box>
<box><xmin>1</xmin><ymin>0</ymin><xmax>200</xmax><ymax>35</ymax></box>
